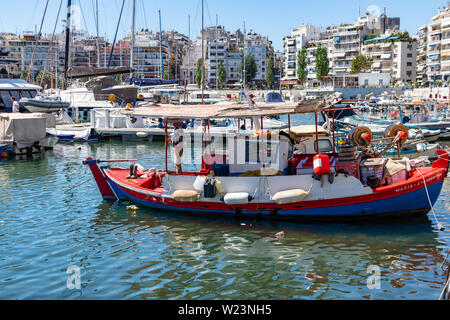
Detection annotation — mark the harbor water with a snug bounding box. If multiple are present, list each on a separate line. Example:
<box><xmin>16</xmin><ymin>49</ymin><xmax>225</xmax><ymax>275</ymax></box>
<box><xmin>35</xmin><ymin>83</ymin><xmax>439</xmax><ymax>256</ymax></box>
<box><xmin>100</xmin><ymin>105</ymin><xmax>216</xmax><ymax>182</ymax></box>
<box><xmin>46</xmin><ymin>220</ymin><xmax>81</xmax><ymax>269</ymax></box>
<box><xmin>0</xmin><ymin>139</ymin><xmax>449</xmax><ymax>300</ymax></box>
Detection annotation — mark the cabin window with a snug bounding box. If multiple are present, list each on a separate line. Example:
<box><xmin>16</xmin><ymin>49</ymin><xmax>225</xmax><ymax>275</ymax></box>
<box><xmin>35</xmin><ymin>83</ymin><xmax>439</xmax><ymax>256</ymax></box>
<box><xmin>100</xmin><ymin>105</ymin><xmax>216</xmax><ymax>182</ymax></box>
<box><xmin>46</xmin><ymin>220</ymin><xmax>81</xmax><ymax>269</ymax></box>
<box><xmin>314</xmin><ymin>139</ymin><xmax>333</xmax><ymax>153</ymax></box>
<box><xmin>0</xmin><ymin>91</ymin><xmax>12</xmax><ymax>109</ymax></box>
<box><xmin>21</xmin><ymin>91</ymin><xmax>32</xmax><ymax>98</ymax></box>
<box><xmin>9</xmin><ymin>90</ymin><xmax>21</xmax><ymax>101</ymax></box>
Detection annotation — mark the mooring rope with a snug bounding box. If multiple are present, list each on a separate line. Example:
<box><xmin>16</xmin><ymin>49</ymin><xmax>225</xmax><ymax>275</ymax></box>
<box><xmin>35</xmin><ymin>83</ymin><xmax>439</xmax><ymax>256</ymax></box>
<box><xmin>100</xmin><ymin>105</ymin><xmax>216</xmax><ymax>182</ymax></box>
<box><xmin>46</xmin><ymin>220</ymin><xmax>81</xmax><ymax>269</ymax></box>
<box><xmin>416</xmin><ymin>169</ymin><xmax>444</xmax><ymax>231</ymax></box>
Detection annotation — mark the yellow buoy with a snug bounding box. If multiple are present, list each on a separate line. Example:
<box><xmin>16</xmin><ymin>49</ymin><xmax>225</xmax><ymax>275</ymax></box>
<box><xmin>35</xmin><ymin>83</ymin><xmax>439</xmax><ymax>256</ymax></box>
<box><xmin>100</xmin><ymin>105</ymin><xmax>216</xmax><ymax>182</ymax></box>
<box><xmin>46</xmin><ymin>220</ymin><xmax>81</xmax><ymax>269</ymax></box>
<box><xmin>108</xmin><ymin>94</ymin><xmax>116</xmax><ymax>102</ymax></box>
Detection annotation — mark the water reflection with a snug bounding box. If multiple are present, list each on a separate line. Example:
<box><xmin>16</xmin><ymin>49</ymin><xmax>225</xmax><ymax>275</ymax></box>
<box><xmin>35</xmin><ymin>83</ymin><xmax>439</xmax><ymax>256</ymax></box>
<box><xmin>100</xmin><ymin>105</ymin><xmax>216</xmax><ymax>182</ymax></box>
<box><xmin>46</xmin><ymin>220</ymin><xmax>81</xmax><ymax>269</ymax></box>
<box><xmin>0</xmin><ymin>139</ymin><xmax>448</xmax><ymax>299</ymax></box>
<box><xmin>83</xmin><ymin>201</ymin><xmax>446</xmax><ymax>299</ymax></box>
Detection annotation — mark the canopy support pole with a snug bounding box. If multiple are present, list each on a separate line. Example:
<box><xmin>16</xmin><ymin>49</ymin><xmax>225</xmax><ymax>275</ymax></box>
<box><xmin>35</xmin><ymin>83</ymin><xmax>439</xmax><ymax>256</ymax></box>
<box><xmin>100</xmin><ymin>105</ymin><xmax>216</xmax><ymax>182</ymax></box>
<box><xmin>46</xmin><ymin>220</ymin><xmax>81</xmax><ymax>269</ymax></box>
<box><xmin>315</xmin><ymin>111</ymin><xmax>319</xmax><ymax>154</ymax></box>
<box><xmin>332</xmin><ymin>110</ymin><xmax>336</xmax><ymax>153</ymax></box>
<box><xmin>288</xmin><ymin>114</ymin><xmax>291</xmax><ymax>132</ymax></box>
<box><xmin>261</xmin><ymin>116</ymin><xmax>265</xmax><ymax>169</ymax></box>
<box><xmin>165</xmin><ymin>118</ymin><xmax>168</xmax><ymax>172</ymax></box>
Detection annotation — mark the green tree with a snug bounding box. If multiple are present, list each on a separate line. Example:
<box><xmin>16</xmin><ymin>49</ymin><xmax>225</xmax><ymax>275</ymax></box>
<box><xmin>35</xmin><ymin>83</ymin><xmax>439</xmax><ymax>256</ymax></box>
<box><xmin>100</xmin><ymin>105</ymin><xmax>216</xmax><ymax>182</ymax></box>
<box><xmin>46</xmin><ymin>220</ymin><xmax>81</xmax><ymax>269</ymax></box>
<box><xmin>20</xmin><ymin>69</ymin><xmax>30</xmax><ymax>80</ymax></box>
<box><xmin>36</xmin><ymin>70</ymin><xmax>51</xmax><ymax>88</ymax></box>
<box><xmin>297</xmin><ymin>48</ymin><xmax>307</xmax><ymax>85</ymax></box>
<box><xmin>315</xmin><ymin>46</ymin><xmax>329</xmax><ymax>82</ymax></box>
<box><xmin>217</xmin><ymin>60</ymin><xmax>226</xmax><ymax>88</ymax></box>
<box><xmin>195</xmin><ymin>58</ymin><xmax>203</xmax><ymax>87</ymax></box>
<box><xmin>239</xmin><ymin>54</ymin><xmax>257</xmax><ymax>84</ymax></box>
<box><xmin>265</xmin><ymin>58</ymin><xmax>274</xmax><ymax>88</ymax></box>
<box><xmin>350</xmin><ymin>55</ymin><xmax>373</xmax><ymax>74</ymax></box>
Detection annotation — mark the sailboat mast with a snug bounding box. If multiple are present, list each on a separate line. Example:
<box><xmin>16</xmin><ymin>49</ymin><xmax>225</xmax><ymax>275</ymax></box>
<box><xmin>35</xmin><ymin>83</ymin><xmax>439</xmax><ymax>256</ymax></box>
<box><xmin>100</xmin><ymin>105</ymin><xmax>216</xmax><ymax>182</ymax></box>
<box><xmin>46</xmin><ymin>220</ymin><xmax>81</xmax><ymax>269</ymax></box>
<box><xmin>159</xmin><ymin>10</ymin><xmax>164</xmax><ymax>79</ymax></box>
<box><xmin>130</xmin><ymin>0</ymin><xmax>135</xmax><ymax>79</ymax></box>
<box><xmin>63</xmin><ymin>0</ymin><xmax>72</xmax><ymax>89</ymax></box>
<box><xmin>216</xmin><ymin>14</ymin><xmax>218</xmax><ymax>91</ymax></box>
<box><xmin>201</xmin><ymin>0</ymin><xmax>204</xmax><ymax>104</ymax></box>
<box><xmin>96</xmin><ymin>0</ymin><xmax>100</xmax><ymax>68</ymax></box>
<box><xmin>243</xmin><ymin>20</ymin><xmax>246</xmax><ymax>89</ymax></box>
<box><xmin>188</xmin><ymin>14</ymin><xmax>190</xmax><ymax>84</ymax></box>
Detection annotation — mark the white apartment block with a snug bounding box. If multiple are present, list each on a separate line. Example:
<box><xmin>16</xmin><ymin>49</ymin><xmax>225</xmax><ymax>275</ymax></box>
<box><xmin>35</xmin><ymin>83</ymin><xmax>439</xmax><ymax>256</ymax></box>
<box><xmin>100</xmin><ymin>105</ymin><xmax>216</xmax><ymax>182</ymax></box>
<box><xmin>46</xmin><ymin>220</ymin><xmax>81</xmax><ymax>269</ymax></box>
<box><xmin>207</xmin><ymin>39</ymin><xmax>227</xmax><ymax>85</ymax></box>
<box><xmin>419</xmin><ymin>6</ymin><xmax>450</xmax><ymax>84</ymax></box>
<box><xmin>416</xmin><ymin>24</ymin><xmax>428</xmax><ymax>84</ymax></box>
<box><xmin>244</xmin><ymin>32</ymin><xmax>273</xmax><ymax>83</ymax></box>
<box><xmin>282</xmin><ymin>24</ymin><xmax>322</xmax><ymax>83</ymax></box>
<box><xmin>282</xmin><ymin>13</ymin><xmax>400</xmax><ymax>86</ymax></box>
<box><xmin>362</xmin><ymin>37</ymin><xmax>417</xmax><ymax>84</ymax></box>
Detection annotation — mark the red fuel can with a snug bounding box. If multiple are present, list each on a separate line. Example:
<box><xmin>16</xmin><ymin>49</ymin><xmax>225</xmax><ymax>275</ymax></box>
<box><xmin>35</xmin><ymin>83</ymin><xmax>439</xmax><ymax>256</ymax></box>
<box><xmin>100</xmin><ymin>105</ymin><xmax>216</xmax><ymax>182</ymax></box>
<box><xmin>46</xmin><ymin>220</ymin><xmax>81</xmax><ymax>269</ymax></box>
<box><xmin>313</xmin><ymin>154</ymin><xmax>331</xmax><ymax>175</ymax></box>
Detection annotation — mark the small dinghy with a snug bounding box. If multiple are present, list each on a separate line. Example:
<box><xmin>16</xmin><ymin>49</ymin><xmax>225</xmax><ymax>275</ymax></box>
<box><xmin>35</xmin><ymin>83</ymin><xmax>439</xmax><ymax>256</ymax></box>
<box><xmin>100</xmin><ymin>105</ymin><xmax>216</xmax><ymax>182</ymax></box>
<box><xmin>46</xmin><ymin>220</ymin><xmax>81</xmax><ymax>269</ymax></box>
<box><xmin>19</xmin><ymin>96</ymin><xmax>70</xmax><ymax>113</ymax></box>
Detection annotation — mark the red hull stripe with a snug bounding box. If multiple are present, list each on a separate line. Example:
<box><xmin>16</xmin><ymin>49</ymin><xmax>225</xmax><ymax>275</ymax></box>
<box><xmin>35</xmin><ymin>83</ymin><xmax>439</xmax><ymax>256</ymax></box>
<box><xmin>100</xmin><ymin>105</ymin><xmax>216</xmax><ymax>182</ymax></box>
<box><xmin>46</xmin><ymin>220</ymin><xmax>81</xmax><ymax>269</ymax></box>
<box><xmin>105</xmin><ymin>167</ymin><xmax>446</xmax><ymax>211</ymax></box>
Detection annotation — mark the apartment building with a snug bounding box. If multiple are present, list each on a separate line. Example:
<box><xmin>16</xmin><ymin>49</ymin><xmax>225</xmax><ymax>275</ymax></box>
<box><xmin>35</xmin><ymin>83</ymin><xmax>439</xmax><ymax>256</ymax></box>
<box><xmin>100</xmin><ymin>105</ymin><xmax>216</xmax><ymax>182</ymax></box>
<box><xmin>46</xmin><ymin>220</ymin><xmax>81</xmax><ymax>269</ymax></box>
<box><xmin>282</xmin><ymin>24</ymin><xmax>322</xmax><ymax>84</ymax></box>
<box><xmin>412</xmin><ymin>5</ymin><xmax>450</xmax><ymax>85</ymax></box>
<box><xmin>0</xmin><ymin>33</ymin><xmax>21</xmax><ymax>78</ymax></box>
<box><xmin>282</xmin><ymin>12</ymin><xmax>400</xmax><ymax>86</ymax></box>
<box><xmin>180</xmin><ymin>27</ymin><xmax>272</xmax><ymax>87</ymax></box>
<box><xmin>244</xmin><ymin>32</ymin><xmax>273</xmax><ymax>83</ymax></box>
<box><xmin>362</xmin><ymin>36</ymin><xmax>417</xmax><ymax>84</ymax></box>
<box><xmin>132</xmin><ymin>31</ymin><xmax>169</xmax><ymax>79</ymax></box>
<box><xmin>416</xmin><ymin>25</ymin><xmax>428</xmax><ymax>84</ymax></box>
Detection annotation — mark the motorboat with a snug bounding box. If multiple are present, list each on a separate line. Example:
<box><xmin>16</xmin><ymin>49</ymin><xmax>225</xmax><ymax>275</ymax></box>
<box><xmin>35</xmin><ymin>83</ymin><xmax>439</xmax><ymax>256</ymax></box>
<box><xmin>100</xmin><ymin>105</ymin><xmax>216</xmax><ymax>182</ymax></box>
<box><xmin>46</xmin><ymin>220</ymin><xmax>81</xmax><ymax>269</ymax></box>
<box><xmin>19</xmin><ymin>95</ymin><xmax>70</xmax><ymax>113</ymax></box>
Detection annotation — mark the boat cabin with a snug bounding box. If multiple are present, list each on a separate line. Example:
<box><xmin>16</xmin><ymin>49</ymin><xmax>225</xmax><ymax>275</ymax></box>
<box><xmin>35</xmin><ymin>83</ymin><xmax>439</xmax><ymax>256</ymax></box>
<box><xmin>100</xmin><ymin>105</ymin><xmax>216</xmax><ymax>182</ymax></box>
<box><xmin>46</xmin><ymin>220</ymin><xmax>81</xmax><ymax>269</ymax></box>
<box><xmin>0</xmin><ymin>79</ymin><xmax>40</xmax><ymax>112</ymax></box>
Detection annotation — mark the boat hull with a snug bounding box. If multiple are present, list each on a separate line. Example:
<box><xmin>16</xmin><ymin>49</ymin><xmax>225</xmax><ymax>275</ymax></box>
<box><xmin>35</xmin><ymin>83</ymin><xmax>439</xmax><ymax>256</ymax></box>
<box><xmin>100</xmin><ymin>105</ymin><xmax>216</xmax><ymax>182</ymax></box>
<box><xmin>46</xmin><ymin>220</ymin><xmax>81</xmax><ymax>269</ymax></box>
<box><xmin>99</xmin><ymin>166</ymin><xmax>447</xmax><ymax>220</ymax></box>
<box><xmin>107</xmin><ymin>177</ymin><xmax>444</xmax><ymax>220</ymax></box>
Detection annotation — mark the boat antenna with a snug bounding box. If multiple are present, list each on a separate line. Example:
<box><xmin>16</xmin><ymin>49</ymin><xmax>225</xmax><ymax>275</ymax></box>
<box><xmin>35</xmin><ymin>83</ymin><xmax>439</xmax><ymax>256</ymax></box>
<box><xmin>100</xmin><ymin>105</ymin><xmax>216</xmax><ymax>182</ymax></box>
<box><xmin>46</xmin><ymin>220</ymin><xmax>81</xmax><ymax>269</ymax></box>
<box><xmin>63</xmin><ymin>0</ymin><xmax>72</xmax><ymax>90</ymax></box>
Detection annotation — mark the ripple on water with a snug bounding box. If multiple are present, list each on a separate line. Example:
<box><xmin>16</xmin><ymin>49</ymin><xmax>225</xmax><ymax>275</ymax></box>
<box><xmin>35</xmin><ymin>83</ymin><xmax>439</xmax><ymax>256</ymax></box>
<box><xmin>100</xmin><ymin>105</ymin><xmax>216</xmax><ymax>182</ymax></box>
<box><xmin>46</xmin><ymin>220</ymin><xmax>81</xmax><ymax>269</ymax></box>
<box><xmin>0</xmin><ymin>141</ymin><xmax>449</xmax><ymax>299</ymax></box>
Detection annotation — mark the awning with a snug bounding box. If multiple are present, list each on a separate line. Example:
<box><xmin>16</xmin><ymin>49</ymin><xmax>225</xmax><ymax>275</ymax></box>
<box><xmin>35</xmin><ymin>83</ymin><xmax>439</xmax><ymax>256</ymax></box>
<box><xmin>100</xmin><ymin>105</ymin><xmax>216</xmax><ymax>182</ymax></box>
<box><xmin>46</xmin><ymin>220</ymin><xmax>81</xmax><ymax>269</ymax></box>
<box><xmin>380</xmin><ymin>43</ymin><xmax>392</xmax><ymax>48</ymax></box>
<box><xmin>441</xmin><ymin>51</ymin><xmax>450</xmax><ymax>57</ymax></box>
<box><xmin>121</xmin><ymin>100</ymin><xmax>326</xmax><ymax>119</ymax></box>
<box><xmin>364</xmin><ymin>35</ymin><xmax>400</xmax><ymax>42</ymax></box>
<box><xmin>281</xmin><ymin>80</ymin><xmax>298</xmax><ymax>85</ymax></box>
<box><xmin>429</xmin><ymin>54</ymin><xmax>440</xmax><ymax>60</ymax></box>
<box><xmin>372</xmin><ymin>62</ymin><xmax>381</xmax><ymax>68</ymax></box>
<box><xmin>381</xmin><ymin>53</ymin><xmax>391</xmax><ymax>59</ymax></box>
<box><xmin>333</xmin><ymin>36</ymin><xmax>341</xmax><ymax>42</ymax></box>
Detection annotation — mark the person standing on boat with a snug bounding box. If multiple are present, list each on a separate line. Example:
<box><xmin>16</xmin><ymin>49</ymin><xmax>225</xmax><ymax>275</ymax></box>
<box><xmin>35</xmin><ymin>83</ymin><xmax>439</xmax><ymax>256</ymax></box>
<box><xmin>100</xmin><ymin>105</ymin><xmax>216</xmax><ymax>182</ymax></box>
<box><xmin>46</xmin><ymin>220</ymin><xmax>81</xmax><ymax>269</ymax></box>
<box><xmin>169</xmin><ymin>122</ymin><xmax>184</xmax><ymax>174</ymax></box>
<box><xmin>11</xmin><ymin>97</ymin><xmax>19</xmax><ymax>113</ymax></box>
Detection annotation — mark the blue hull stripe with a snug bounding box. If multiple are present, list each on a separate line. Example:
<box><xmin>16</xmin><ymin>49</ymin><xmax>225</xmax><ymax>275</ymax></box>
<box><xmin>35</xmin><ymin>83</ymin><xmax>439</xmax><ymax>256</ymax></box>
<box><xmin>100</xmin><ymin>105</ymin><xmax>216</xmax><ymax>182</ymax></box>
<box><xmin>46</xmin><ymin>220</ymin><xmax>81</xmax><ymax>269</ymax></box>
<box><xmin>107</xmin><ymin>179</ymin><xmax>444</xmax><ymax>218</ymax></box>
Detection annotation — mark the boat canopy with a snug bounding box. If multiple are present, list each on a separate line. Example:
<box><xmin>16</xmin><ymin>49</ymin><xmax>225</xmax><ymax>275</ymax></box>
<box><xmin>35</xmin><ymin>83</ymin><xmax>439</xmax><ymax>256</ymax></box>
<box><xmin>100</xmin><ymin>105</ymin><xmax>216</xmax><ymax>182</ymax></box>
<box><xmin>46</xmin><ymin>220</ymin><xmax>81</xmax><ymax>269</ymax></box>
<box><xmin>121</xmin><ymin>100</ymin><xmax>325</xmax><ymax>119</ymax></box>
<box><xmin>0</xmin><ymin>79</ymin><xmax>42</xmax><ymax>91</ymax></box>
<box><xmin>0</xmin><ymin>113</ymin><xmax>47</xmax><ymax>148</ymax></box>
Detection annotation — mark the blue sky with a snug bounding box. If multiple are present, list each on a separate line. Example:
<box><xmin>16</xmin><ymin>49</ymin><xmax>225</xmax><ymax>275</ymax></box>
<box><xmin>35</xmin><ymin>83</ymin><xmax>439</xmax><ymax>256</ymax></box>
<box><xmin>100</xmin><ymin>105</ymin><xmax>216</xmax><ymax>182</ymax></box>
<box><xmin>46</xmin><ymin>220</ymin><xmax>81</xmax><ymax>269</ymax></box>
<box><xmin>0</xmin><ymin>0</ymin><xmax>448</xmax><ymax>51</ymax></box>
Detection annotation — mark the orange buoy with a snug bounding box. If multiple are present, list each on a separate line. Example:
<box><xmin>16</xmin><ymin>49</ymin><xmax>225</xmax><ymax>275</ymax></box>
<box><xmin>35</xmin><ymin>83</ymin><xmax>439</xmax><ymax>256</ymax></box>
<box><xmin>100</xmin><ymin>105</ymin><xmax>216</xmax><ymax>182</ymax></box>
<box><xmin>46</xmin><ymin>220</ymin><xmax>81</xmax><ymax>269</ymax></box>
<box><xmin>0</xmin><ymin>151</ymin><xmax>7</xmax><ymax>159</ymax></box>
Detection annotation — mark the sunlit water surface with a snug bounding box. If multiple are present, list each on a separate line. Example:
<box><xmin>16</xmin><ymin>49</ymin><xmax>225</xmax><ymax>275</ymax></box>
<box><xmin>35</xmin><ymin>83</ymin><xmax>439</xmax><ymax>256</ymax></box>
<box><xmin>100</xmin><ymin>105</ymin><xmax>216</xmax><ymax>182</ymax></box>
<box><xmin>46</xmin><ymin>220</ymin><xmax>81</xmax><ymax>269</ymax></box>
<box><xmin>0</xmin><ymin>132</ymin><xmax>449</xmax><ymax>300</ymax></box>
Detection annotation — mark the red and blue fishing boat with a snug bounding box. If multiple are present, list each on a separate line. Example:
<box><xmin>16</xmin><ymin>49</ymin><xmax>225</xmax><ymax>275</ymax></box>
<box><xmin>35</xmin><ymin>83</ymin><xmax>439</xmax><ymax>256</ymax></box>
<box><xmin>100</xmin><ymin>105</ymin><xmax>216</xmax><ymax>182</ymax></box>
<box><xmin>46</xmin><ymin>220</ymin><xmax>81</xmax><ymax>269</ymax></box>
<box><xmin>83</xmin><ymin>97</ymin><xmax>449</xmax><ymax>220</ymax></box>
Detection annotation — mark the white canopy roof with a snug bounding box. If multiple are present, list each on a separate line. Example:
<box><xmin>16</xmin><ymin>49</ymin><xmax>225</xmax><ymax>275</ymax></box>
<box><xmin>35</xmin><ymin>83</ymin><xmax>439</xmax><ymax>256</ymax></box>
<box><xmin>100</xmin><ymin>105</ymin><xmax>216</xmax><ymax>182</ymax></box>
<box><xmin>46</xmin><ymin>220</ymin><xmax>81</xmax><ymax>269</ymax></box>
<box><xmin>0</xmin><ymin>79</ymin><xmax>42</xmax><ymax>91</ymax></box>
